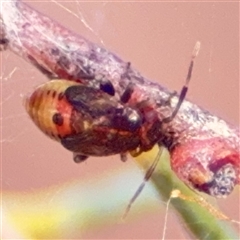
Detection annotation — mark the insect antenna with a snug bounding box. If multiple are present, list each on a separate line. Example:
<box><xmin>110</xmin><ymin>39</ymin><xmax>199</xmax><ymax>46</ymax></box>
<box><xmin>123</xmin><ymin>42</ymin><xmax>201</xmax><ymax>218</ymax></box>
<box><xmin>123</xmin><ymin>147</ymin><xmax>164</xmax><ymax>219</ymax></box>
<box><xmin>163</xmin><ymin>41</ymin><xmax>201</xmax><ymax>123</ymax></box>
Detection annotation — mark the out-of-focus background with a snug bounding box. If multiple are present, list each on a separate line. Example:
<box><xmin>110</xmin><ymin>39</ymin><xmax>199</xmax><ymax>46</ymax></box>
<box><xmin>2</xmin><ymin>1</ymin><xmax>239</xmax><ymax>239</ymax></box>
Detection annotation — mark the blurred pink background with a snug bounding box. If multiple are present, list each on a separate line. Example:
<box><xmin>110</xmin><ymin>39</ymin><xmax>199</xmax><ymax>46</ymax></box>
<box><xmin>2</xmin><ymin>1</ymin><xmax>239</xmax><ymax>239</ymax></box>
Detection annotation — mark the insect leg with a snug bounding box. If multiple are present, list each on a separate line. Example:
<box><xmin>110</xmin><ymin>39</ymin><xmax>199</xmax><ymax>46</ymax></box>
<box><xmin>120</xmin><ymin>152</ymin><xmax>128</xmax><ymax>162</ymax></box>
<box><xmin>95</xmin><ymin>62</ymin><xmax>131</xmax><ymax>98</ymax></box>
<box><xmin>163</xmin><ymin>41</ymin><xmax>201</xmax><ymax>123</ymax></box>
<box><xmin>73</xmin><ymin>153</ymin><xmax>89</xmax><ymax>163</ymax></box>
<box><xmin>97</xmin><ymin>74</ymin><xmax>115</xmax><ymax>96</ymax></box>
<box><xmin>0</xmin><ymin>38</ymin><xmax>8</xmax><ymax>51</ymax></box>
<box><xmin>120</xmin><ymin>83</ymin><xmax>135</xmax><ymax>103</ymax></box>
<box><xmin>123</xmin><ymin>146</ymin><xmax>164</xmax><ymax>218</ymax></box>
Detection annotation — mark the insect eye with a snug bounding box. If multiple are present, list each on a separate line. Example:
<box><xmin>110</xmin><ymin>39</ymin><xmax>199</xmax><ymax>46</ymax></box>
<box><xmin>52</xmin><ymin>113</ymin><xmax>64</xmax><ymax>126</ymax></box>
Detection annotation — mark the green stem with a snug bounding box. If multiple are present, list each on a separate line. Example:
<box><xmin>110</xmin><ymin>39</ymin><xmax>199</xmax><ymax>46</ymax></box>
<box><xmin>134</xmin><ymin>145</ymin><xmax>239</xmax><ymax>240</ymax></box>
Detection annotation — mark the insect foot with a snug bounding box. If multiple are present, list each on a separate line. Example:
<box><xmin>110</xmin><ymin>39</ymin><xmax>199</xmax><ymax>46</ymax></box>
<box><xmin>171</xmin><ymin>137</ymin><xmax>239</xmax><ymax>197</ymax></box>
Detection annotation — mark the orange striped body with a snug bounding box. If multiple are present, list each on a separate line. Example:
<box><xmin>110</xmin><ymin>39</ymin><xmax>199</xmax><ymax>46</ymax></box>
<box><xmin>25</xmin><ymin>80</ymin><xmax>78</xmax><ymax>141</ymax></box>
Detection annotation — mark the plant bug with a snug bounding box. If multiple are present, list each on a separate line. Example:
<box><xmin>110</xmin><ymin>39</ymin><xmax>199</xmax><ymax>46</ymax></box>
<box><xmin>25</xmin><ymin>36</ymin><xmax>196</xmax><ymax>164</ymax></box>
<box><xmin>25</xmin><ymin>78</ymin><xmax>139</xmax><ymax>162</ymax></box>
<box><xmin>25</xmin><ymin>41</ymin><xmax>239</xmax><ymax>216</ymax></box>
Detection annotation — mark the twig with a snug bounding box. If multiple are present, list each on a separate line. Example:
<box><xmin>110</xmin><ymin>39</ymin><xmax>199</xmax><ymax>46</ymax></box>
<box><xmin>0</xmin><ymin>2</ymin><xmax>239</xmax><ymax>238</ymax></box>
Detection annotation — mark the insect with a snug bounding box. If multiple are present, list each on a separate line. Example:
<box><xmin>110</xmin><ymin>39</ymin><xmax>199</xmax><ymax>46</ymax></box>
<box><xmin>25</xmin><ymin>73</ymin><xmax>159</xmax><ymax>161</ymax></box>
<box><xmin>25</xmin><ymin>39</ymin><xmax>200</xmax><ymax>161</ymax></box>
<box><xmin>26</xmin><ymin>38</ymin><xmax>197</xmax><ymax>163</ymax></box>
<box><xmin>25</xmin><ymin>76</ymin><xmax>164</xmax><ymax>163</ymax></box>
<box><xmin>25</xmin><ymin>42</ymin><xmax>239</xmax><ymax>215</ymax></box>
